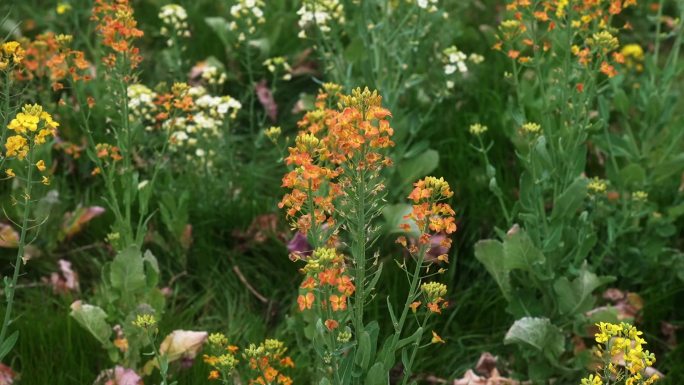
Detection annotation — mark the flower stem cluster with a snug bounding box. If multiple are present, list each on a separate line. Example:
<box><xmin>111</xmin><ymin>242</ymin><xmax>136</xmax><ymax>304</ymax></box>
<box><xmin>91</xmin><ymin>0</ymin><xmax>144</xmax><ymax>70</ymax></box>
<box><xmin>583</xmin><ymin>322</ymin><xmax>659</xmax><ymax>385</ymax></box>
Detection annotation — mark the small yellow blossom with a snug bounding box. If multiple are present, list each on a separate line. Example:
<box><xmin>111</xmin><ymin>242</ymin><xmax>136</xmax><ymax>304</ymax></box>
<box><xmin>588</xmin><ymin>177</ymin><xmax>608</xmax><ymax>194</ymax></box>
<box><xmin>469</xmin><ymin>123</ymin><xmax>488</xmax><ymax>136</ymax></box>
<box><xmin>41</xmin><ymin>176</ymin><xmax>50</xmax><ymax>186</ymax></box>
<box><xmin>56</xmin><ymin>2</ymin><xmax>72</xmax><ymax>14</ymax></box>
<box><xmin>5</xmin><ymin>169</ymin><xmax>15</xmax><ymax>178</ymax></box>
<box><xmin>5</xmin><ymin>135</ymin><xmax>29</xmax><ymax>160</ymax></box>
<box><xmin>521</xmin><ymin>122</ymin><xmax>541</xmax><ymax>134</ymax></box>
<box><xmin>36</xmin><ymin>160</ymin><xmax>46</xmax><ymax>172</ymax></box>
<box><xmin>632</xmin><ymin>191</ymin><xmax>648</xmax><ymax>201</ymax></box>
<box><xmin>133</xmin><ymin>314</ymin><xmax>157</xmax><ymax>329</ymax></box>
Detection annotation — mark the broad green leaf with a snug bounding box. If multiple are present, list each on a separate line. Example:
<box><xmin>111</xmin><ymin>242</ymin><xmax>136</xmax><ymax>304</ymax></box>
<box><xmin>619</xmin><ymin>164</ymin><xmax>646</xmax><ymax>187</ymax></box>
<box><xmin>504</xmin><ymin>317</ymin><xmax>564</xmax><ymax>359</ymax></box>
<box><xmin>474</xmin><ymin>239</ymin><xmax>510</xmax><ymax>298</ymax></box>
<box><xmin>503</xmin><ymin>229</ymin><xmax>545</xmax><ymax>271</ymax></box>
<box><xmin>355</xmin><ymin>331</ymin><xmax>372</xmax><ymax>371</ymax></box>
<box><xmin>70</xmin><ymin>302</ymin><xmax>112</xmax><ymax>347</ymax></box>
<box><xmin>551</xmin><ymin>178</ymin><xmax>588</xmax><ymax>221</ymax></box>
<box><xmin>382</xmin><ymin>204</ymin><xmax>415</xmax><ymax>234</ymax></box>
<box><xmin>110</xmin><ymin>246</ymin><xmax>146</xmax><ymax>293</ymax></box>
<box><xmin>553</xmin><ymin>263</ymin><xmax>614</xmax><ymax>315</ymax></box>
<box><xmin>365</xmin><ymin>362</ymin><xmax>389</xmax><ymax>385</ymax></box>
<box><xmin>397</xmin><ymin>149</ymin><xmax>439</xmax><ymax>186</ymax></box>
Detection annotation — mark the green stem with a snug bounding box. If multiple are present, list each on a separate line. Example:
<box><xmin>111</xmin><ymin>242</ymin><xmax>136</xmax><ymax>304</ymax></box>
<box><xmin>0</xmin><ymin>146</ymin><xmax>35</xmax><ymax>357</ymax></box>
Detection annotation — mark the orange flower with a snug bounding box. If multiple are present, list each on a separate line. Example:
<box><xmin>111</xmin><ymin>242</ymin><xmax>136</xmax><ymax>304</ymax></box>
<box><xmin>208</xmin><ymin>370</ymin><xmax>220</xmax><ymax>380</ymax></box>
<box><xmin>325</xmin><ymin>319</ymin><xmax>339</xmax><ymax>330</ymax></box>
<box><xmin>431</xmin><ymin>331</ymin><xmax>445</xmax><ymax>344</ymax></box>
<box><xmin>297</xmin><ymin>292</ymin><xmax>314</xmax><ymax>311</ymax></box>
<box><xmin>409</xmin><ymin>301</ymin><xmax>421</xmax><ymax>313</ymax></box>
<box><xmin>329</xmin><ymin>294</ymin><xmax>347</xmax><ymax>311</ymax></box>
<box><xmin>600</xmin><ymin>61</ymin><xmax>618</xmax><ymax>77</ymax></box>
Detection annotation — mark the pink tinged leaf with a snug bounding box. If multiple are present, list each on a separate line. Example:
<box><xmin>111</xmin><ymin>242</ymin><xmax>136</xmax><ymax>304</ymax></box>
<box><xmin>255</xmin><ymin>79</ymin><xmax>277</xmax><ymax>122</ymax></box>
<box><xmin>180</xmin><ymin>224</ymin><xmax>193</xmax><ymax>251</ymax></box>
<box><xmin>62</xmin><ymin>206</ymin><xmax>106</xmax><ymax>239</ymax></box>
<box><xmin>47</xmin><ymin>259</ymin><xmax>80</xmax><ymax>294</ymax></box>
<box><xmin>159</xmin><ymin>330</ymin><xmax>208</xmax><ymax>363</ymax></box>
<box><xmin>113</xmin><ymin>366</ymin><xmax>142</xmax><ymax>385</ymax></box>
<box><xmin>0</xmin><ymin>224</ymin><xmax>19</xmax><ymax>248</ymax></box>
<box><xmin>0</xmin><ymin>363</ymin><xmax>15</xmax><ymax>385</ymax></box>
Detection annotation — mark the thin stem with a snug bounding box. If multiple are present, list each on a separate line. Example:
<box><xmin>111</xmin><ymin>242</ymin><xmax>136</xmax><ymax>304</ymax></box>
<box><xmin>0</xmin><ymin>146</ymin><xmax>35</xmax><ymax>355</ymax></box>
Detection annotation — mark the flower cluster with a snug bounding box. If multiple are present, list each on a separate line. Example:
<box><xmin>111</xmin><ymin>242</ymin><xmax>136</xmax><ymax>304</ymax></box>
<box><xmin>396</xmin><ymin>177</ymin><xmax>455</xmax><ymax>272</ymax></box>
<box><xmin>0</xmin><ymin>41</ymin><xmax>25</xmax><ymax>71</ymax></box>
<box><xmin>494</xmin><ymin>0</ymin><xmax>636</xmax><ymax>79</ymax></box>
<box><xmin>442</xmin><ymin>46</ymin><xmax>483</xmax><ymax>89</ymax></box>
<box><xmin>165</xmin><ymin>86</ymin><xmax>241</xmax><ymax>157</ymax></box>
<box><xmin>91</xmin><ymin>0</ymin><xmax>144</xmax><ymax>69</ymax></box>
<box><xmin>201</xmin><ymin>65</ymin><xmax>228</xmax><ymax>86</ymax></box>
<box><xmin>5</xmin><ymin>104</ymin><xmax>58</xmax><ymax>185</ymax></box>
<box><xmin>243</xmin><ymin>339</ymin><xmax>294</xmax><ymax>385</ymax></box>
<box><xmin>159</xmin><ymin>4</ymin><xmax>191</xmax><ymax>46</ymax></box>
<box><xmin>205</xmin><ymin>335</ymin><xmax>294</xmax><ymax>385</ymax></box>
<box><xmin>263</xmin><ymin>57</ymin><xmax>293</xmax><ymax>81</ymax></box>
<box><xmin>229</xmin><ymin>0</ymin><xmax>266</xmax><ymax>43</ymax></box>
<box><xmin>297</xmin><ymin>0</ymin><xmax>345</xmax><ymax>38</ymax></box>
<box><xmin>296</xmin><ymin>248</ymin><xmax>355</xmax><ymax>332</ymax></box>
<box><xmin>17</xmin><ymin>33</ymin><xmax>91</xmax><ymax>91</ymax></box>
<box><xmin>204</xmin><ymin>333</ymin><xmax>239</xmax><ymax>382</ymax></box>
<box><xmin>127</xmin><ymin>84</ymin><xmax>158</xmax><ymax>129</ymax></box>
<box><xmin>582</xmin><ymin>322</ymin><xmax>659</xmax><ymax>385</ymax></box>
<box><xmin>416</xmin><ymin>0</ymin><xmax>439</xmax><ymax>12</ymax></box>
<box><xmin>414</xmin><ymin>281</ymin><xmax>449</xmax><ymax>314</ymax></box>
<box><xmin>279</xmin><ymin>86</ymin><xmax>394</xmax><ymax>237</ymax></box>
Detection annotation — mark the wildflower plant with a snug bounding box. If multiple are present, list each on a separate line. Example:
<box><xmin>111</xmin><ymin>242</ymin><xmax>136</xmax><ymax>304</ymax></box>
<box><xmin>0</xmin><ymin>103</ymin><xmax>57</xmax><ymax>361</ymax></box>
<box><xmin>280</xmin><ymin>86</ymin><xmax>456</xmax><ymax>384</ymax></box>
<box><xmin>581</xmin><ymin>323</ymin><xmax>660</xmax><ymax>385</ymax></box>
<box><xmin>472</xmin><ymin>0</ymin><xmax>641</xmax><ymax>381</ymax></box>
<box><xmin>203</xmin><ymin>333</ymin><xmax>294</xmax><ymax>385</ymax></box>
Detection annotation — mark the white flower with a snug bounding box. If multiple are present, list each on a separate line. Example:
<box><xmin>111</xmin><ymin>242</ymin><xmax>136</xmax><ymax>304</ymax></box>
<box><xmin>444</xmin><ymin>64</ymin><xmax>456</xmax><ymax>75</ymax></box>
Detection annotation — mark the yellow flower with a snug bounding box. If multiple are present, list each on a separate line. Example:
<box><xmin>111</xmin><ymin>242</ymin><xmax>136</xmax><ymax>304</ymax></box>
<box><xmin>56</xmin><ymin>2</ymin><xmax>72</xmax><ymax>14</ymax></box>
<box><xmin>133</xmin><ymin>314</ymin><xmax>157</xmax><ymax>328</ymax></box>
<box><xmin>588</xmin><ymin>177</ymin><xmax>608</xmax><ymax>195</ymax></box>
<box><xmin>5</xmin><ymin>169</ymin><xmax>15</xmax><ymax>178</ymax></box>
<box><xmin>36</xmin><ymin>160</ymin><xmax>46</xmax><ymax>172</ymax></box>
<box><xmin>580</xmin><ymin>374</ymin><xmax>603</xmax><ymax>385</ymax></box>
<box><xmin>5</xmin><ymin>135</ymin><xmax>29</xmax><ymax>160</ymax></box>
<box><xmin>621</xmin><ymin>44</ymin><xmax>644</xmax><ymax>61</ymax></box>
<box><xmin>521</xmin><ymin>122</ymin><xmax>541</xmax><ymax>134</ymax></box>
<box><xmin>469</xmin><ymin>123</ymin><xmax>488</xmax><ymax>136</ymax></box>
<box><xmin>41</xmin><ymin>176</ymin><xmax>50</xmax><ymax>186</ymax></box>
<box><xmin>431</xmin><ymin>330</ymin><xmax>445</xmax><ymax>344</ymax></box>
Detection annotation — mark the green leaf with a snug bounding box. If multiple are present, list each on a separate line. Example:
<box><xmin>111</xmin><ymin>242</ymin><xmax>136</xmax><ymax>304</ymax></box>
<box><xmin>110</xmin><ymin>246</ymin><xmax>146</xmax><ymax>294</ymax></box>
<box><xmin>503</xmin><ymin>229</ymin><xmax>545</xmax><ymax>271</ymax></box>
<box><xmin>382</xmin><ymin>204</ymin><xmax>415</xmax><ymax>235</ymax></box>
<box><xmin>397</xmin><ymin>149</ymin><xmax>439</xmax><ymax>185</ymax></box>
<box><xmin>619</xmin><ymin>164</ymin><xmax>646</xmax><ymax>188</ymax></box>
<box><xmin>365</xmin><ymin>362</ymin><xmax>389</xmax><ymax>385</ymax></box>
<box><xmin>204</xmin><ymin>17</ymin><xmax>231</xmax><ymax>47</ymax></box>
<box><xmin>551</xmin><ymin>178</ymin><xmax>588</xmax><ymax>220</ymax></box>
<box><xmin>553</xmin><ymin>263</ymin><xmax>614</xmax><ymax>315</ymax></box>
<box><xmin>474</xmin><ymin>239</ymin><xmax>510</xmax><ymax>298</ymax></box>
<box><xmin>70</xmin><ymin>302</ymin><xmax>112</xmax><ymax>347</ymax></box>
<box><xmin>355</xmin><ymin>331</ymin><xmax>372</xmax><ymax>371</ymax></box>
<box><xmin>504</xmin><ymin>317</ymin><xmax>564</xmax><ymax>360</ymax></box>
<box><xmin>0</xmin><ymin>331</ymin><xmax>18</xmax><ymax>361</ymax></box>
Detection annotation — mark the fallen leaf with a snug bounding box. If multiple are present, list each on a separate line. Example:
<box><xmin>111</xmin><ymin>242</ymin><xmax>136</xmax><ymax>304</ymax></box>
<box><xmin>0</xmin><ymin>224</ymin><xmax>19</xmax><ymax>248</ymax></box>
<box><xmin>62</xmin><ymin>206</ymin><xmax>106</xmax><ymax>239</ymax></box>
<box><xmin>255</xmin><ymin>79</ymin><xmax>277</xmax><ymax>122</ymax></box>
